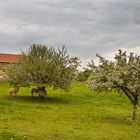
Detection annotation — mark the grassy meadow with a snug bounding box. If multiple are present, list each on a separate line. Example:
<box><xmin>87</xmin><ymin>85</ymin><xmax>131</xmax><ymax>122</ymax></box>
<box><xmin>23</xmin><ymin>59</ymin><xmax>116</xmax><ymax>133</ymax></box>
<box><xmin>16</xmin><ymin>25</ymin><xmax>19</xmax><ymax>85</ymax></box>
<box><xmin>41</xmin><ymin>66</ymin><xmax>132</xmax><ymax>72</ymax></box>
<box><xmin>0</xmin><ymin>82</ymin><xmax>139</xmax><ymax>140</ymax></box>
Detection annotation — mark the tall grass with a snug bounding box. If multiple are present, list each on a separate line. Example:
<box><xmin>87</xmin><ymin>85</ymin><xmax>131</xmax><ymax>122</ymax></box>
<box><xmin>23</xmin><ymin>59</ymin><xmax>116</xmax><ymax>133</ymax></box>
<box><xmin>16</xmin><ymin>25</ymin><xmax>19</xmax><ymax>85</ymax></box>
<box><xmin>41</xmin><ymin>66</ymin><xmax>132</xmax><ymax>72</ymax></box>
<box><xmin>0</xmin><ymin>82</ymin><xmax>139</xmax><ymax>140</ymax></box>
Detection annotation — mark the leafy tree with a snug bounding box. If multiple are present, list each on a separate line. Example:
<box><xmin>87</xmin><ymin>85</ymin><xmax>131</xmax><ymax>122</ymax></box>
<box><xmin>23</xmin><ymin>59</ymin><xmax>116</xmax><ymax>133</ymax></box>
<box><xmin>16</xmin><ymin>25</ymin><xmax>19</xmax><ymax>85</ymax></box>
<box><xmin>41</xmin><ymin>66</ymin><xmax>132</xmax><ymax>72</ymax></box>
<box><xmin>77</xmin><ymin>60</ymin><xmax>95</xmax><ymax>82</ymax></box>
<box><xmin>77</xmin><ymin>69</ymin><xmax>91</xmax><ymax>82</ymax></box>
<box><xmin>6</xmin><ymin>44</ymin><xmax>80</xmax><ymax>92</ymax></box>
<box><xmin>87</xmin><ymin>50</ymin><xmax>140</xmax><ymax>122</ymax></box>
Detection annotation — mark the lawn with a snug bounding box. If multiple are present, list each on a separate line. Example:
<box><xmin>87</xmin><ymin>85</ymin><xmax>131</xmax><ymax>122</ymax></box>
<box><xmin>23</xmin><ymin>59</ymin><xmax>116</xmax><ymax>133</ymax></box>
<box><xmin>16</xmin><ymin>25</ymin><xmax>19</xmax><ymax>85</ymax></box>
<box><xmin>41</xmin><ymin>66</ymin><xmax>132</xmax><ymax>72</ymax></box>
<box><xmin>0</xmin><ymin>82</ymin><xmax>139</xmax><ymax>140</ymax></box>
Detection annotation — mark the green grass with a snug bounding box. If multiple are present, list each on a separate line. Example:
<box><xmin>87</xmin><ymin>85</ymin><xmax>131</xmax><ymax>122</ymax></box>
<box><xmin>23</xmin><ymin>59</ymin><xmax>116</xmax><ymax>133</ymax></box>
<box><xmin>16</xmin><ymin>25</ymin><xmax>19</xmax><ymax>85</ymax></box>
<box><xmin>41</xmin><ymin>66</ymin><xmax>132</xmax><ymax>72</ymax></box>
<box><xmin>0</xmin><ymin>82</ymin><xmax>139</xmax><ymax>140</ymax></box>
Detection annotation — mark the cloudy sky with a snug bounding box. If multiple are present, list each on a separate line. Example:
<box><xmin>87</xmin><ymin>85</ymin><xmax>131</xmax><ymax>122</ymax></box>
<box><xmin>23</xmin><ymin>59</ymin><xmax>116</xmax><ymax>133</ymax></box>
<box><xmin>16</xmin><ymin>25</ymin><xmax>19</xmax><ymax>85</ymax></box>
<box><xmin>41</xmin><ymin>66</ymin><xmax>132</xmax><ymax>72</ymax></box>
<box><xmin>0</xmin><ymin>0</ymin><xmax>140</xmax><ymax>66</ymax></box>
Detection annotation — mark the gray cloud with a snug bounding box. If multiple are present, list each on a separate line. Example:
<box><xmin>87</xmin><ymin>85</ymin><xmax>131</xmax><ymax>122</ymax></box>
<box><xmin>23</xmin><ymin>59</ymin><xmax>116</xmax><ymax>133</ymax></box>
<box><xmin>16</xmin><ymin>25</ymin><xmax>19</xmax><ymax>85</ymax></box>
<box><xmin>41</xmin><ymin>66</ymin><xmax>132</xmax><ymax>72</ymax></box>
<box><xmin>0</xmin><ymin>0</ymin><xmax>140</xmax><ymax>66</ymax></box>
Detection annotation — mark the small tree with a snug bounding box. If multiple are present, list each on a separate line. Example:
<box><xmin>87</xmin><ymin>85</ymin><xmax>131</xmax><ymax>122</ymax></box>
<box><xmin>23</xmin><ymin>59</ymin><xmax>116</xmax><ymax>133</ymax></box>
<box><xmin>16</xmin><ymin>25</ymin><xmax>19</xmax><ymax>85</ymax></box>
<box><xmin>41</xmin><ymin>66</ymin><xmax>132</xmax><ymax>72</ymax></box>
<box><xmin>77</xmin><ymin>60</ymin><xmax>95</xmax><ymax>82</ymax></box>
<box><xmin>87</xmin><ymin>50</ymin><xmax>140</xmax><ymax>122</ymax></box>
<box><xmin>6</xmin><ymin>44</ymin><xmax>80</xmax><ymax>92</ymax></box>
<box><xmin>77</xmin><ymin>69</ymin><xmax>91</xmax><ymax>82</ymax></box>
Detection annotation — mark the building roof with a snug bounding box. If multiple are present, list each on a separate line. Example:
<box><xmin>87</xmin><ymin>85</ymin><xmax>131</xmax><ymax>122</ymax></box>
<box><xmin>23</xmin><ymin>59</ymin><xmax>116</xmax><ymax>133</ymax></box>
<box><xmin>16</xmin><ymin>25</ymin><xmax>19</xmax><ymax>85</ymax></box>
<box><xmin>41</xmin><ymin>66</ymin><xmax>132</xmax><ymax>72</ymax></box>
<box><xmin>0</xmin><ymin>53</ymin><xmax>21</xmax><ymax>63</ymax></box>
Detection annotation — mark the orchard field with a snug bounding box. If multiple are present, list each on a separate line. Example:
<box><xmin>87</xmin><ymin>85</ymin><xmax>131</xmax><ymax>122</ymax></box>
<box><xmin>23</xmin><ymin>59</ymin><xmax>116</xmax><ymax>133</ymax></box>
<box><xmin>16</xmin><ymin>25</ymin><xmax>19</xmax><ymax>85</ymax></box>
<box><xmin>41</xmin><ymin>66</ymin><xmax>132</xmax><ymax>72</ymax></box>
<box><xmin>0</xmin><ymin>82</ymin><xmax>139</xmax><ymax>140</ymax></box>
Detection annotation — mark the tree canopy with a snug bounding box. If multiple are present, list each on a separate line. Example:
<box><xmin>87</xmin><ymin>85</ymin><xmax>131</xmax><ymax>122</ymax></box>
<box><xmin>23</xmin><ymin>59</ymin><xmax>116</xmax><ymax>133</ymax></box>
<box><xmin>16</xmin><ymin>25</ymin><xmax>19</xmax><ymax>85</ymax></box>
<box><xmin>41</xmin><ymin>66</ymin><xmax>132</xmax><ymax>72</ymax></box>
<box><xmin>87</xmin><ymin>50</ymin><xmax>140</xmax><ymax>121</ymax></box>
<box><xmin>6</xmin><ymin>44</ymin><xmax>80</xmax><ymax>91</ymax></box>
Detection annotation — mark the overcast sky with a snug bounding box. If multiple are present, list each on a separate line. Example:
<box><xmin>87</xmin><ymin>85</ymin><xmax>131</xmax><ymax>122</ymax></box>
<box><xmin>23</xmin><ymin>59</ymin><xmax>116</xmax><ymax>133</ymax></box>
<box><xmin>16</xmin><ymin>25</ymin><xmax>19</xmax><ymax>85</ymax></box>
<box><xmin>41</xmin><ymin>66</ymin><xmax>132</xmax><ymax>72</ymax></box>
<box><xmin>0</xmin><ymin>0</ymin><xmax>140</xmax><ymax>66</ymax></box>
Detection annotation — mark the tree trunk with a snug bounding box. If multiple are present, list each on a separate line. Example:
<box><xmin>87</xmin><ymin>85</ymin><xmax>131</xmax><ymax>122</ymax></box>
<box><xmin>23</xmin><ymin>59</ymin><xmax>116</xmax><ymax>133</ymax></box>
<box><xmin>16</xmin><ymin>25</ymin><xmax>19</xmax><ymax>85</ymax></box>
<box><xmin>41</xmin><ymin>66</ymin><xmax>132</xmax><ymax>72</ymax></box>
<box><xmin>132</xmin><ymin>105</ymin><xmax>138</xmax><ymax>122</ymax></box>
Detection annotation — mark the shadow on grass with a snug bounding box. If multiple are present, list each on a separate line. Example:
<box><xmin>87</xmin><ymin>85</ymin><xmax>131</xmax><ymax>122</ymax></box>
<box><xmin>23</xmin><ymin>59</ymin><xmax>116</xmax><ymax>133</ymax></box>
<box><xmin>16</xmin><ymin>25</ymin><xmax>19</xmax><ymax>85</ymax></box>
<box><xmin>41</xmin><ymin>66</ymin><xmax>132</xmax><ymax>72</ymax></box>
<box><xmin>99</xmin><ymin>114</ymin><xmax>132</xmax><ymax>125</ymax></box>
<box><xmin>5</xmin><ymin>95</ymin><xmax>70</xmax><ymax>104</ymax></box>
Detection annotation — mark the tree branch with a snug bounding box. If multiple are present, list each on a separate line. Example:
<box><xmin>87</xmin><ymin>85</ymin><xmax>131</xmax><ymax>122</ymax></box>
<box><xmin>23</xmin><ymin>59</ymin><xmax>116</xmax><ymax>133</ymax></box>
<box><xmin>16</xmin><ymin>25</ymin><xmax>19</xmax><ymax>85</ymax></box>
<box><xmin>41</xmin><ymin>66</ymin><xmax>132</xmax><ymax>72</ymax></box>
<box><xmin>120</xmin><ymin>87</ymin><xmax>135</xmax><ymax>105</ymax></box>
<box><xmin>114</xmin><ymin>82</ymin><xmax>136</xmax><ymax>105</ymax></box>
